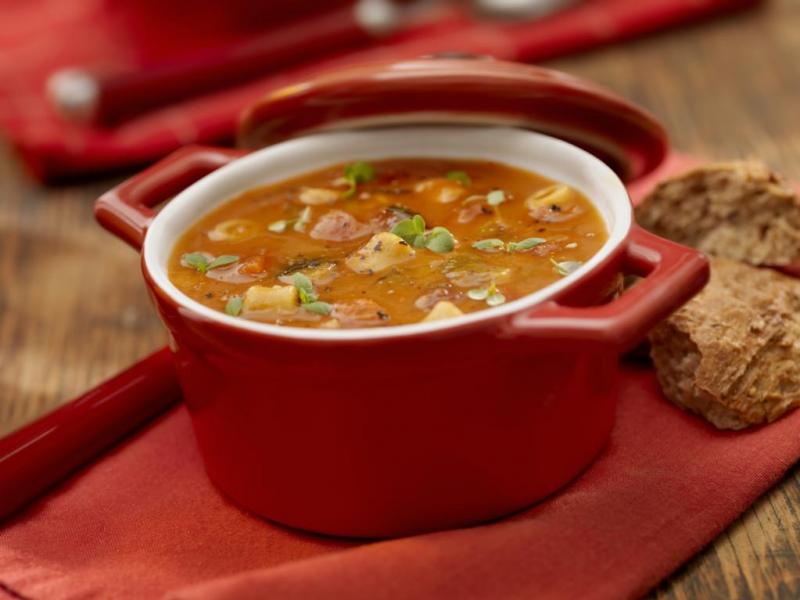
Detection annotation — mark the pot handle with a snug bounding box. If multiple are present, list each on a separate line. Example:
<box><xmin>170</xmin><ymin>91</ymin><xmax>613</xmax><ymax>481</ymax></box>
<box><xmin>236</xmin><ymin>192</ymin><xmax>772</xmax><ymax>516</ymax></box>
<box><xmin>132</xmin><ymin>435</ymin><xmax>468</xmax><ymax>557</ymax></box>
<box><xmin>95</xmin><ymin>145</ymin><xmax>247</xmax><ymax>250</ymax></box>
<box><xmin>508</xmin><ymin>226</ymin><xmax>709</xmax><ymax>352</ymax></box>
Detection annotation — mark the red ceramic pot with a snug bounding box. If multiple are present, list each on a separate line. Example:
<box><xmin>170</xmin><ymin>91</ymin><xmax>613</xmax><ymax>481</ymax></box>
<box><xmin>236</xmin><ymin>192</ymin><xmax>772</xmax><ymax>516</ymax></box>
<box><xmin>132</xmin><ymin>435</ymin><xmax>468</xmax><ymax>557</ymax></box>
<box><xmin>95</xmin><ymin>58</ymin><xmax>708</xmax><ymax>538</ymax></box>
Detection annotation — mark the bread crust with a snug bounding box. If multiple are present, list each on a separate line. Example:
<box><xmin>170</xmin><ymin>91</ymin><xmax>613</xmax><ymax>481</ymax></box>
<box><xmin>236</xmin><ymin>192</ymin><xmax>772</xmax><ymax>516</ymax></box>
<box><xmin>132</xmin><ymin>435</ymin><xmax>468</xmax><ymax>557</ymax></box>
<box><xmin>648</xmin><ymin>258</ymin><xmax>800</xmax><ymax>429</ymax></box>
<box><xmin>635</xmin><ymin>161</ymin><xmax>800</xmax><ymax>266</ymax></box>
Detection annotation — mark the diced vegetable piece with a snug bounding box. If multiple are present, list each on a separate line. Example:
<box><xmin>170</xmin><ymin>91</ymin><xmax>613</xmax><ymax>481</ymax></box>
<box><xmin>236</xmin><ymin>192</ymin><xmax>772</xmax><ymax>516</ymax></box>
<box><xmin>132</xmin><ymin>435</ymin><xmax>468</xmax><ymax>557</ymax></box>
<box><xmin>268</xmin><ymin>220</ymin><xmax>288</xmax><ymax>233</ymax></box>
<box><xmin>525</xmin><ymin>184</ymin><xmax>573</xmax><ymax>209</ymax></box>
<box><xmin>239</xmin><ymin>254</ymin><xmax>270</xmax><ymax>275</ymax></box>
<box><xmin>310</xmin><ymin>209</ymin><xmax>371</xmax><ymax>241</ymax></box>
<box><xmin>487</xmin><ymin>190</ymin><xmax>506</xmax><ymax>206</ymax></box>
<box><xmin>422</xmin><ymin>301</ymin><xmax>464</xmax><ymax>322</ymax></box>
<box><xmin>242</xmin><ymin>285</ymin><xmax>298</xmax><ymax>312</ymax></box>
<box><xmin>277</xmin><ymin>260</ymin><xmax>337</xmax><ymax>286</ymax></box>
<box><xmin>415</xmin><ymin>179</ymin><xmax>465</xmax><ymax>204</ymax></box>
<box><xmin>345</xmin><ymin>232</ymin><xmax>415</xmax><ymax>274</ymax></box>
<box><xmin>208</xmin><ymin>219</ymin><xmax>260</xmax><ymax>242</ymax></box>
<box><xmin>458</xmin><ymin>202</ymin><xmax>485</xmax><ymax>224</ymax></box>
<box><xmin>299</xmin><ymin>187</ymin><xmax>339</xmax><ymax>205</ymax></box>
<box><xmin>332</xmin><ymin>299</ymin><xmax>390</xmax><ymax>327</ymax></box>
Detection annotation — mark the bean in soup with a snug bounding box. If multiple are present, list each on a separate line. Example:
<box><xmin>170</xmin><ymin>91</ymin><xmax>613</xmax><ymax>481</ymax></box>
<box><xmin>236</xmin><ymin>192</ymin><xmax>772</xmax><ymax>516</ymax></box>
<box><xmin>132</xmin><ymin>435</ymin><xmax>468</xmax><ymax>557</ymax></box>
<box><xmin>168</xmin><ymin>159</ymin><xmax>608</xmax><ymax>328</ymax></box>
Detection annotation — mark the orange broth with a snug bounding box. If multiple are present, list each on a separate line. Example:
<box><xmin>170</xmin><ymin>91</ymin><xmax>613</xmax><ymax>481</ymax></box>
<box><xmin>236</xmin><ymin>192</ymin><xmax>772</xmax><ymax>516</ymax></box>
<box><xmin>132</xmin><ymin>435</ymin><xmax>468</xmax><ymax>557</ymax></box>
<box><xmin>168</xmin><ymin>158</ymin><xmax>608</xmax><ymax>328</ymax></box>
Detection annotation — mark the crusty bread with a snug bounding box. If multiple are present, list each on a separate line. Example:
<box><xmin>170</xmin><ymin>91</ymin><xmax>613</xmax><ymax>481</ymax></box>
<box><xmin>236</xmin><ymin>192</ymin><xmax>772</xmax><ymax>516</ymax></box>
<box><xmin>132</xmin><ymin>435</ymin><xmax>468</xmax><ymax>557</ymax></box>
<box><xmin>649</xmin><ymin>258</ymin><xmax>800</xmax><ymax>429</ymax></box>
<box><xmin>635</xmin><ymin>161</ymin><xmax>800</xmax><ymax>266</ymax></box>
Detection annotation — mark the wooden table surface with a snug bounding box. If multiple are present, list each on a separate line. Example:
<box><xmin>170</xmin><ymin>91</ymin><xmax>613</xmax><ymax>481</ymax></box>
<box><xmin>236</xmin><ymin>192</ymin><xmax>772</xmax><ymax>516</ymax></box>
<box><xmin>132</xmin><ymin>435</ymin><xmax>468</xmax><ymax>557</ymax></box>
<box><xmin>1</xmin><ymin>1</ymin><xmax>799</xmax><ymax>597</ymax></box>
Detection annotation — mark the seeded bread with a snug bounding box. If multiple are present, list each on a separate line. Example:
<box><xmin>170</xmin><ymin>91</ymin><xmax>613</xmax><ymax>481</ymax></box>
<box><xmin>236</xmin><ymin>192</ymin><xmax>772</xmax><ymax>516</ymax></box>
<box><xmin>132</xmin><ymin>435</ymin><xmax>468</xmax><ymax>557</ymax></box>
<box><xmin>635</xmin><ymin>161</ymin><xmax>800</xmax><ymax>266</ymax></box>
<box><xmin>648</xmin><ymin>258</ymin><xmax>800</xmax><ymax>430</ymax></box>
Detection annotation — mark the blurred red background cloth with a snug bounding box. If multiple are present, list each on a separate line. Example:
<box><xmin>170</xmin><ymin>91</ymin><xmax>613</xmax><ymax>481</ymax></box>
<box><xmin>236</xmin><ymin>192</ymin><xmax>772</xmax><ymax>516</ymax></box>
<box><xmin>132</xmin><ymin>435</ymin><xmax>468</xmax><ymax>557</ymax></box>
<box><xmin>0</xmin><ymin>0</ymin><xmax>760</xmax><ymax>182</ymax></box>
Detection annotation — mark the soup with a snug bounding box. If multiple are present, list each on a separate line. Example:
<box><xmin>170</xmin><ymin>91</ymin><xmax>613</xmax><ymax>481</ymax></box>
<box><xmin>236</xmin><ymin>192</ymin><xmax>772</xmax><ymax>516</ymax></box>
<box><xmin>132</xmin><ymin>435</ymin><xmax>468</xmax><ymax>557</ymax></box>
<box><xmin>168</xmin><ymin>158</ymin><xmax>608</xmax><ymax>328</ymax></box>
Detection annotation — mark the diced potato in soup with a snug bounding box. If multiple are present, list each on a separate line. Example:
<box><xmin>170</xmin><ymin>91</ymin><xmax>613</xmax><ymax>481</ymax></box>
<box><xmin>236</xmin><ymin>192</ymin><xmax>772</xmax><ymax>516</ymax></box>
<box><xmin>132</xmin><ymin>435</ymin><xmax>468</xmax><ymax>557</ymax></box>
<box><xmin>168</xmin><ymin>159</ymin><xmax>607</xmax><ymax>328</ymax></box>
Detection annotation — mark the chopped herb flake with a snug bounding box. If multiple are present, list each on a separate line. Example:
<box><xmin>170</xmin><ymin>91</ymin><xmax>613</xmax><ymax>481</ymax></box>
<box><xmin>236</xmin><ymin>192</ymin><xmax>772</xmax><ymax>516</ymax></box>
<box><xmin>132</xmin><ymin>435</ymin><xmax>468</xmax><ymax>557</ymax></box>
<box><xmin>182</xmin><ymin>252</ymin><xmax>210</xmax><ymax>274</ymax></box>
<box><xmin>425</xmin><ymin>227</ymin><xmax>456</xmax><ymax>254</ymax></box>
<box><xmin>183</xmin><ymin>253</ymin><xmax>238</xmax><ymax>274</ymax></box>
<box><xmin>392</xmin><ymin>216</ymin><xmax>455</xmax><ymax>253</ymax></box>
<box><xmin>507</xmin><ymin>237</ymin><xmax>545</xmax><ymax>252</ymax></box>
<box><xmin>292</xmin><ymin>272</ymin><xmax>334</xmax><ymax>313</ymax></box>
<box><xmin>303</xmin><ymin>301</ymin><xmax>333</xmax><ymax>315</ymax></box>
<box><xmin>472</xmin><ymin>238</ymin><xmax>505</xmax><ymax>252</ymax></box>
<box><xmin>341</xmin><ymin>161</ymin><xmax>375</xmax><ymax>198</ymax></box>
<box><xmin>468</xmin><ymin>283</ymin><xmax>506</xmax><ymax>307</ymax></box>
<box><xmin>207</xmin><ymin>255</ymin><xmax>239</xmax><ymax>270</ymax></box>
<box><xmin>550</xmin><ymin>257</ymin><xmax>583</xmax><ymax>276</ymax></box>
<box><xmin>391</xmin><ymin>214</ymin><xmax>426</xmax><ymax>247</ymax></box>
<box><xmin>473</xmin><ymin>237</ymin><xmax>545</xmax><ymax>253</ymax></box>
<box><xmin>446</xmin><ymin>170</ymin><xmax>471</xmax><ymax>187</ymax></box>
<box><xmin>486</xmin><ymin>291</ymin><xmax>506</xmax><ymax>306</ymax></box>
<box><xmin>293</xmin><ymin>207</ymin><xmax>312</xmax><ymax>232</ymax></box>
<box><xmin>293</xmin><ymin>273</ymin><xmax>313</xmax><ymax>291</ymax></box>
<box><xmin>225</xmin><ymin>296</ymin><xmax>243</xmax><ymax>316</ymax></box>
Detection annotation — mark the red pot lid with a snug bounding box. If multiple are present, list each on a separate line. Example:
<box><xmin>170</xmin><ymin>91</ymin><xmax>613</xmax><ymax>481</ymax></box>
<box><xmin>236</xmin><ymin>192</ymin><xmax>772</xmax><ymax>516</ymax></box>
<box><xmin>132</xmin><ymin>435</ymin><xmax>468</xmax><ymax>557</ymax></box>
<box><xmin>238</xmin><ymin>56</ymin><xmax>668</xmax><ymax>182</ymax></box>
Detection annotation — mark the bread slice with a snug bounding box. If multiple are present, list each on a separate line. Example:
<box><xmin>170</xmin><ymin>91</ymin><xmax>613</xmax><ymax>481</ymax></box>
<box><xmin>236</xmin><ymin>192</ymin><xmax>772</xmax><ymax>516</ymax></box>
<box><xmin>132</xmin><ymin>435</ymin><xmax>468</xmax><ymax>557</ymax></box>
<box><xmin>635</xmin><ymin>161</ymin><xmax>800</xmax><ymax>266</ymax></box>
<box><xmin>649</xmin><ymin>258</ymin><xmax>800</xmax><ymax>429</ymax></box>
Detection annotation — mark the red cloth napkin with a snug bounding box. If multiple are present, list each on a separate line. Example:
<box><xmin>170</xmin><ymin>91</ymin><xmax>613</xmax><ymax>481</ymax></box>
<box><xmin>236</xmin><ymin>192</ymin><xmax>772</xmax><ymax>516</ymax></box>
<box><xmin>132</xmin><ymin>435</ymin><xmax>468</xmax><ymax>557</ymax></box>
<box><xmin>0</xmin><ymin>0</ymin><xmax>761</xmax><ymax>182</ymax></box>
<box><xmin>1</xmin><ymin>363</ymin><xmax>799</xmax><ymax>600</ymax></box>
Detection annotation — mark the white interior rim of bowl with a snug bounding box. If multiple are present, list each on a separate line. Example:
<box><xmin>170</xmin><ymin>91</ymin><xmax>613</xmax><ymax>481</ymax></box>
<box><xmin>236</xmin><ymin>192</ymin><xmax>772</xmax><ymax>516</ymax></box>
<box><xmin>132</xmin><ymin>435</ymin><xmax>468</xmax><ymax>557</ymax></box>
<box><xmin>144</xmin><ymin>126</ymin><xmax>632</xmax><ymax>341</ymax></box>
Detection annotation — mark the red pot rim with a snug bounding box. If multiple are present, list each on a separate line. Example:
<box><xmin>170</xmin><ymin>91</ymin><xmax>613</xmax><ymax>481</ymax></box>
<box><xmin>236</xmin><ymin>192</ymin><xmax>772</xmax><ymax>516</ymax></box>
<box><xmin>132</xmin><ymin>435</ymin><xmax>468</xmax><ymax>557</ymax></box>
<box><xmin>135</xmin><ymin>126</ymin><xmax>633</xmax><ymax>342</ymax></box>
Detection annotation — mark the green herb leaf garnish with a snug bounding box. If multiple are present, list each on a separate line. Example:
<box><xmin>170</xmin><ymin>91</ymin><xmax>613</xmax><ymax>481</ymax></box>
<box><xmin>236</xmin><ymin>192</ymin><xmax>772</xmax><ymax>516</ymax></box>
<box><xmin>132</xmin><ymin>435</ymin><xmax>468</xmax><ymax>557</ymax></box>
<box><xmin>446</xmin><ymin>170</ymin><xmax>471</xmax><ymax>187</ymax></box>
<box><xmin>425</xmin><ymin>227</ymin><xmax>455</xmax><ymax>254</ymax></box>
<box><xmin>292</xmin><ymin>272</ymin><xmax>333</xmax><ymax>314</ymax></box>
<box><xmin>342</xmin><ymin>161</ymin><xmax>375</xmax><ymax>198</ymax></box>
<box><xmin>292</xmin><ymin>272</ymin><xmax>317</xmax><ymax>304</ymax></box>
<box><xmin>182</xmin><ymin>252</ymin><xmax>210</xmax><ymax>274</ymax></box>
<box><xmin>268</xmin><ymin>220</ymin><xmax>288</xmax><ymax>233</ymax></box>
<box><xmin>302</xmin><ymin>301</ymin><xmax>333</xmax><ymax>315</ymax></box>
<box><xmin>507</xmin><ymin>237</ymin><xmax>545</xmax><ymax>252</ymax></box>
<box><xmin>468</xmin><ymin>283</ymin><xmax>505</xmax><ymax>306</ymax></box>
<box><xmin>472</xmin><ymin>238</ymin><xmax>505</xmax><ymax>252</ymax></box>
<box><xmin>550</xmin><ymin>257</ymin><xmax>583</xmax><ymax>276</ymax></box>
<box><xmin>486</xmin><ymin>290</ymin><xmax>506</xmax><ymax>306</ymax></box>
<box><xmin>391</xmin><ymin>214</ymin><xmax>426</xmax><ymax>247</ymax></box>
<box><xmin>182</xmin><ymin>252</ymin><xmax>238</xmax><ymax>274</ymax></box>
<box><xmin>225</xmin><ymin>296</ymin><xmax>243</xmax><ymax>316</ymax></box>
<box><xmin>487</xmin><ymin>190</ymin><xmax>506</xmax><ymax>206</ymax></box>
<box><xmin>392</xmin><ymin>216</ymin><xmax>455</xmax><ymax>253</ymax></box>
<box><xmin>207</xmin><ymin>255</ymin><xmax>239</xmax><ymax>270</ymax></box>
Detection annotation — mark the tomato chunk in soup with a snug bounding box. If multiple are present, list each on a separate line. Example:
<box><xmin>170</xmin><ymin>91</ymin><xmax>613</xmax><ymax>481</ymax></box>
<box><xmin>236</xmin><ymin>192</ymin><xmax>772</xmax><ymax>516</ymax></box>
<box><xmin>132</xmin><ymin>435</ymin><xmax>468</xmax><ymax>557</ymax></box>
<box><xmin>168</xmin><ymin>158</ymin><xmax>608</xmax><ymax>328</ymax></box>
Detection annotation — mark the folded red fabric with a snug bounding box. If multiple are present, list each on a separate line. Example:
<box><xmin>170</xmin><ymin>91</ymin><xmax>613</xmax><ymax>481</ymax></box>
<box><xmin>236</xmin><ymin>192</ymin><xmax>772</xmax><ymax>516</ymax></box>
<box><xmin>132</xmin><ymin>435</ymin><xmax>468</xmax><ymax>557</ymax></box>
<box><xmin>1</xmin><ymin>362</ymin><xmax>799</xmax><ymax>599</ymax></box>
<box><xmin>0</xmin><ymin>0</ymin><xmax>760</xmax><ymax>181</ymax></box>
